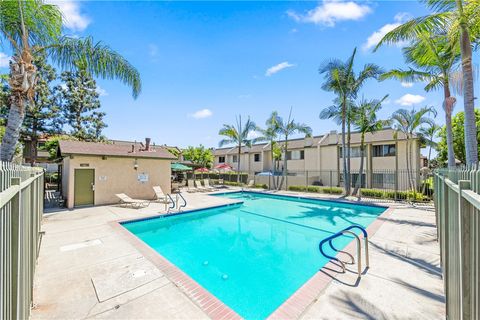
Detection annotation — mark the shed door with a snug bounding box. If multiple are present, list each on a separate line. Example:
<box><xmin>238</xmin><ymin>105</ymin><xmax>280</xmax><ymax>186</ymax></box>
<box><xmin>74</xmin><ymin>169</ymin><xmax>95</xmax><ymax>206</ymax></box>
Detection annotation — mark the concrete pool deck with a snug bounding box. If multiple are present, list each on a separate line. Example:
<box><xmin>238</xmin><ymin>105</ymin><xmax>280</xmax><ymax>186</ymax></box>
<box><xmin>32</xmin><ymin>190</ymin><xmax>445</xmax><ymax>319</ymax></box>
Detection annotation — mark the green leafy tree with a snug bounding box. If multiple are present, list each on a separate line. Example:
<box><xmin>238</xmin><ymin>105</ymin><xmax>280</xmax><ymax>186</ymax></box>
<box><xmin>352</xmin><ymin>95</ymin><xmax>389</xmax><ymax>196</ymax></box>
<box><xmin>437</xmin><ymin>110</ymin><xmax>480</xmax><ymax>165</ymax></box>
<box><xmin>319</xmin><ymin>48</ymin><xmax>382</xmax><ymax>194</ymax></box>
<box><xmin>218</xmin><ymin>115</ymin><xmax>256</xmax><ymax>183</ymax></box>
<box><xmin>23</xmin><ymin>53</ymin><xmax>62</xmax><ymax>165</ymax></box>
<box><xmin>254</xmin><ymin>111</ymin><xmax>281</xmax><ymax>189</ymax></box>
<box><xmin>391</xmin><ymin>107</ymin><xmax>435</xmax><ymax>191</ymax></box>
<box><xmin>379</xmin><ymin>33</ymin><xmax>459</xmax><ymax>168</ymax></box>
<box><xmin>276</xmin><ymin>109</ymin><xmax>312</xmax><ymax>190</ymax></box>
<box><xmin>56</xmin><ymin>68</ymin><xmax>106</xmax><ymax>141</ymax></box>
<box><xmin>0</xmin><ymin>0</ymin><xmax>141</xmax><ymax>161</ymax></box>
<box><xmin>44</xmin><ymin>134</ymin><xmax>78</xmax><ymax>160</ymax></box>
<box><xmin>182</xmin><ymin>145</ymin><xmax>214</xmax><ymax>168</ymax></box>
<box><xmin>375</xmin><ymin>0</ymin><xmax>479</xmax><ymax>165</ymax></box>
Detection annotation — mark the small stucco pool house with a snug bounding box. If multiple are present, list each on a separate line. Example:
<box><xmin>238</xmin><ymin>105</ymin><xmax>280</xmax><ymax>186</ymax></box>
<box><xmin>57</xmin><ymin>139</ymin><xmax>177</xmax><ymax>209</ymax></box>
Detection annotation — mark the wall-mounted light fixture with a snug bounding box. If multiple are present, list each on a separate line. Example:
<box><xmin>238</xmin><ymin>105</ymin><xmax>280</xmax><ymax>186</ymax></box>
<box><xmin>134</xmin><ymin>159</ymin><xmax>139</xmax><ymax>170</ymax></box>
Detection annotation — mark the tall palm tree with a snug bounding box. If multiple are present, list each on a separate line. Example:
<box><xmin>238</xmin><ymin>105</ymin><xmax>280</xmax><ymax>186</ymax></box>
<box><xmin>419</xmin><ymin>122</ymin><xmax>441</xmax><ymax>168</ymax></box>
<box><xmin>276</xmin><ymin>109</ymin><xmax>312</xmax><ymax>190</ymax></box>
<box><xmin>379</xmin><ymin>33</ymin><xmax>459</xmax><ymax>168</ymax></box>
<box><xmin>254</xmin><ymin>111</ymin><xmax>281</xmax><ymax>190</ymax></box>
<box><xmin>351</xmin><ymin>95</ymin><xmax>389</xmax><ymax>197</ymax></box>
<box><xmin>319</xmin><ymin>48</ymin><xmax>382</xmax><ymax>194</ymax></box>
<box><xmin>375</xmin><ymin>0</ymin><xmax>479</xmax><ymax>165</ymax></box>
<box><xmin>391</xmin><ymin>107</ymin><xmax>435</xmax><ymax>191</ymax></box>
<box><xmin>0</xmin><ymin>0</ymin><xmax>141</xmax><ymax>162</ymax></box>
<box><xmin>218</xmin><ymin>115</ymin><xmax>256</xmax><ymax>183</ymax></box>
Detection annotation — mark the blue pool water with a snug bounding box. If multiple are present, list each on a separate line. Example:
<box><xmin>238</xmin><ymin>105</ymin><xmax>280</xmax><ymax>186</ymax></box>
<box><xmin>122</xmin><ymin>192</ymin><xmax>386</xmax><ymax>319</ymax></box>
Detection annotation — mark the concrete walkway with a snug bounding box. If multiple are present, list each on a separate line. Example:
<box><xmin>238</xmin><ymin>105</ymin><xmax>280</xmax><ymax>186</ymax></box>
<box><xmin>32</xmin><ymin>191</ymin><xmax>444</xmax><ymax>319</ymax></box>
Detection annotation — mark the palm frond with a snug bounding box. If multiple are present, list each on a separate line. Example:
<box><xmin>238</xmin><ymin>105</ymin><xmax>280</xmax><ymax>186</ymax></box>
<box><xmin>43</xmin><ymin>36</ymin><xmax>142</xmax><ymax>98</ymax></box>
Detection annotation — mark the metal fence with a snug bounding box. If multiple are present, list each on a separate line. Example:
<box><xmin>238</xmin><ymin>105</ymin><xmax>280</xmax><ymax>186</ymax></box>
<box><xmin>186</xmin><ymin>169</ymin><xmax>433</xmax><ymax>201</ymax></box>
<box><xmin>434</xmin><ymin>167</ymin><xmax>480</xmax><ymax>320</ymax></box>
<box><xmin>0</xmin><ymin>162</ymin><xmax>44</xmax><ymax>320</ymax></box>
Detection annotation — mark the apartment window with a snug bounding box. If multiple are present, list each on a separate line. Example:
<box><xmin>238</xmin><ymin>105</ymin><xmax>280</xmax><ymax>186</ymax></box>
<box><xmin>254</xmin><ymin>153</ymin><xmax>261</xmax><ymax>162</ymax></box>
<box><xmin>339</xmin><ymin>147</ymin><xmax>362</xmax><ymax>158</ymax></box>
<box><xmin>287</xmin><ymin>150</ymin><xmax>304</xmax><ymax>160</ymax></box>
<box><xmin>373</xmin><ymin>144</ymin><xmax>396</xmax><ymax>157</ymax></box>
<box><xmin>372</xmin><ymin>173</ymin><xmax>395</xmax><ymax>189</ymax></box>
<box><xmin>232</xmin><ymin>155</ymin><xmax>238</xmax><ymax>163</ymax></box>
<box><xmin>218</xmin><ymin>156</ymin><xmax>225</xmax><ymax>163</ymax></box>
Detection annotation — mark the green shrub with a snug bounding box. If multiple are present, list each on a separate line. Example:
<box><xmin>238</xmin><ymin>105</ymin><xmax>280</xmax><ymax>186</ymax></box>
<box><xmin>288</xmin><ymin>186</ymin><xmax>307</xmax><ymax>192</ymax></box>
<box><xmin>321</xmin><ymin>187</ymin><xmax>343</xmax><ymax>194</ymax></box>
<box><xmin>288</xmin><ymin>185</ymin><xmax>344</xmax><ymax>195</ymax></box>
<box><xmin>360</xmin><ymin>189</ymin><xmax>429</xmax><ymax>201</ymax></box>
<box><xmin>253</xmin><ymin>184</ymin><xmax>268</xmax><ymax>189</ymax></box>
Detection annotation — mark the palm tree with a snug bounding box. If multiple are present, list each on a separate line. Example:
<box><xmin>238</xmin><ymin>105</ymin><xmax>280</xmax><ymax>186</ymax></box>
<box><xmin>379</xmin><ymin>33</ymin><xmax>459</xmax><ymax>168</ymax></box>
<box><xmin>254</xmin><ymin>112</ymin><xmax>281</xmax><ymax>190</ymax></box>
<box><xmin>351</xmin><ymin>95</ymin><xmax>389</xmax><ymax>197</ymax></box>
<box><xmin>391</xmin><ymin>107</ymin><xmax>435</xmax><ymax>192</ymax></box>
<box><xmin>375</xmin><ymin>0</ymin><xmax>479</xmax><ymax>165</ymax></box>
<box><xmin>218</xmin><ymin>115</ymin><xmax>256</xmax><ymax>183</ymax></box>
<box><xmin>276</xmin><ymin>109</ymin><xmax>312</xmax><ymax>190</ymax></box>
<box><xmin>0</xmin><ymin>0</ymin><xmax>141</xmax><ymax>162</ymax></box>
<box><xmin>319</xmin><ymin>48</ymin><xmax>382</xmax><ymax>194</ymax></box>
<box><xmin>419</xmin><ymin>122</ymin><xmax>441</xmax><ymax>168</ymax></box>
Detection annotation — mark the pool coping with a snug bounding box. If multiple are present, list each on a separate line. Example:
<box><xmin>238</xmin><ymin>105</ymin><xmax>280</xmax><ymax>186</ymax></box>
<box><xmin>110</xmin><ymin>193</ymin><xmax>395</xmax><ymax>320</ymax></box>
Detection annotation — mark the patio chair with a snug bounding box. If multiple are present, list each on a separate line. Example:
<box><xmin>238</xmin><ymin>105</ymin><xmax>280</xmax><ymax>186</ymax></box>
<box><xmin>246</xmin><ymin>180</ymin><xmax>255</xmax><ymax>188</ymax></box>
<box><xmin>204</xmin><ymin>179</ymin><xmax>218</xmax><ymax>191</ymax></box>
<box><xmin>194</xmin><ymin>180</ymin><xmax>209</xmax><ymax>192</ymax></box>
<box><xmin>187</xmin><ymin>180</ymin><xmax>201</xmax><ymax>193</ymax></box>
<box><xmin>152</xmin><ymin>186</ymin><xmax>173</xmax><ymax>211</ymax></box>
<box><xmin>115</xmin><ymin>193</ymin><xmax>150</xmax><ymax>209</ymax></box>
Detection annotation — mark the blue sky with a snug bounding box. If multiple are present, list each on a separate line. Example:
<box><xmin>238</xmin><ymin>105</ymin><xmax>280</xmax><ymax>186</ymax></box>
<box><xmin>1</xmin><ymin>0</ymin><xmax>478</xmax><ymax>151</ymax></box>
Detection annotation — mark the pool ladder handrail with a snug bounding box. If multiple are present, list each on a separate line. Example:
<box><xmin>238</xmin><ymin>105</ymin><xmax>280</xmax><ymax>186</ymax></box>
<box><xmin>319</xmin><ymin>225</ymin><xmax>369</xmax><ymax>278</ymax></box>
<box><xmin>177</xmin><ymin>192</ymin><xmax>187</xmax><ymax>211</ymax></box>
<box><xmin>167</xmin><ymin>194</ymin><xmax>176</xmax><ymax>213</ymax></box>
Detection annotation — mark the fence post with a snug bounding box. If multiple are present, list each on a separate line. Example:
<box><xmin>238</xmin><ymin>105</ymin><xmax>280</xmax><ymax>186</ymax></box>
<box><xmin>10</xmin><ymin>177</ymin><xmax>20</xmax><ymax>320</ymax></box>
<box><xmin>394</xmin><ymin>170</ymin><xmax>399</xmax><ymax>201</ymax></box>
<box><xmin>329</xmin><ymin>170</ymin><xmax>332</xmax><ymax>192</ymax></box>
<box><xmin>458</xmin><ymin>180</ymin><xmax>472</xmax><ymax>320</ymax></box>
<box><xmin>305</xmin><ymin>171</ymin><xmax>308</xmax><ymax>190</ymax></box>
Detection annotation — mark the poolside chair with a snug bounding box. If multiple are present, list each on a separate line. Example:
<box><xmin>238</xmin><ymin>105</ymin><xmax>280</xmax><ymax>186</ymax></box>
<box><xmin>246</xmin><ymin>180</ymin><xmax>255</xmax><ymax>188</ymax></box>
<box><xmin>187</xmin><ymin>180</ymin><xmax>201</xmax><ymax>193</ymax></box>
<box><xmin>115</xmin><ymin>193</ymin><xmax>150</xmax><ymax>209</ymax></box>
<box><xmin>194</xmin><ymin>180</ymin><xmax>209</xmax><ymax>192</ymax></box>
<box><xmin>203</xmin><ymin>179</ymin><xmax>218</xmax><ymax>191</ymax></box>
<box><xmin>152</xmin><ymin>186</ymin><xmax>173</xmax><ymax>211</ymax></box>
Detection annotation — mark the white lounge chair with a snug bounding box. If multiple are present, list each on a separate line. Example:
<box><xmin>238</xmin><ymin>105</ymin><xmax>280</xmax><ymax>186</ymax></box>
<box><xmin>246</xmin><ymin>180</ymin><xmax>255</xmax><ymax>188</ymax></box>
<box><xmin>195</xmin><ymin>180</ymin><xmax>209</xmax><ymax>192</ymax></box>
<box><xmin>187</xmin><ymin>180</ymin><xmax>200</xmax><ymax>193</ymax></box>
<box><xmin>115</xmin><ymin>193</ymin><xmax>150</xmax><ymax>209</ymax></box>
<box><xmin>204</xmin><ymin>179</ymin><xmax>218</xmax><ymax>191</ymax></box>
<box><xmin>152</xmin><ymin>186</ymin><xmax>172</xmax><ymax>211</ymax></box>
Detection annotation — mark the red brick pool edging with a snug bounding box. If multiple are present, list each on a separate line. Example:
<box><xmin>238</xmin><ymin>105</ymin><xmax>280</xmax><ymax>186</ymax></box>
<box><xmin>110</xmin><ymin>204</ymin><xmax>396</xmax><ymax>320</ymax></box>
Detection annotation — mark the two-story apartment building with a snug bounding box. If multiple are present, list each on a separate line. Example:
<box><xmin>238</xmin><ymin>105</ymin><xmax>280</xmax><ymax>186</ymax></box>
<box><xmin>213</xmin><ymin>128</ymin><xmax>421</xmax><ymax>189</ymax></box>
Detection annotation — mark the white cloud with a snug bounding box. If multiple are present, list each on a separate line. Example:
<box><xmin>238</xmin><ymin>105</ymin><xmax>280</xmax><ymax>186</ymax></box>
<box><xmin>247</xmin><ymin>131</ymin><xmax>259</xmax><ymax>140</ymax></box>
<box><xmin>96</xmin><ymin>86</ymin><xmax>108</xmax><ymax>97</ymax></box>
<box><xmin>362</xmin><ymin>13</ymin><xmax>411</xmax><ymax>51</ymax></box>
<box><xmin>287</xmin><ymin>0</ymin><xmax>372</xmax><ymax>27</ymax></box>
<box><xmin>265</xmin><ymin>61</ymin><xmax>295</xmax><ymax>77</ymax></box>
<box><xmin>48</xmin><ymin>0</ymin><xmax>90</xmax><ymax>32</ymax></box>
<box><xmin>401</xmin><ymin>82</ymin><xmax>414</xmax><ymax>88</ymax></box>
<box><xmin>395</xmin><ymin>94</ymin><xmax>425</xmax><ymax>106</ymax></box>
<box><xmin>0</xmin><ymin>52</ymin><xmax>10</xmax><ymax>68</ymax></box>
<box><xmin>189</xmin><ymin>108</ymin><xmax>213</xmax><ymax>119</ymax></box>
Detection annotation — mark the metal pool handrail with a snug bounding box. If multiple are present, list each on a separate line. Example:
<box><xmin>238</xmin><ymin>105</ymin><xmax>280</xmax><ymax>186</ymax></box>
<box><xmin>319</xmin><ymin>225</ymin><xmax>369</xmax><ymax>278</ymax></box>
<box><xmin>177</xmin><ymin>193</ymin><xmax>187</xmax><ymax>211</ymax></box>
<box><xmin>167</xmin><ymin>194</ymin><xmax>176</xmax><ymax>212</ymax></box>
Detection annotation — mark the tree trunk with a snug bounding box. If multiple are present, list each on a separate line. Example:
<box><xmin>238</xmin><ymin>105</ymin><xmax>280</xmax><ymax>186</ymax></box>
<box><xmin>352</xmin><ymin>132</ymin><xmax>365</xmax><ymax>196</ymax></box>
<box><xmin>347</xmin><ymin>114</ymin><xmax>351</xmax><ymax>195</ymax></box>
<box><xmin>1</xmin><ymin>53</ymin><xmax>37</xmax><ymax>162</ymax></box>
<box><xmin>278</xmin><ymin>138</ymin><xmax>288</xmax><ymax>190</ymax></box>
<box><xmin>237</xmin><ymin>144</ymin><xmax>241</xmax><ymax>183</ymax></box>
<box><xmin>341</xmin><ymin>98</ymin><xmax>348</xmax><ymax>195</ymax></box>
<box><xmin>30</xmin><ymin>129</ymin><xmax>38</xmax><ymax>166</ymax></box>
<box><xmin>443</xmin><ymin>85</ymin><xmax>456</xmax><ymax>168</ymax></box>
<box><xmin>456</xmin><ymin>0</ymin><xmax>478</xmax><ymax>165</ymax></box>
<box><xmin>270</xmin><ymin>141</ymin><xmax>276</xmax><ymax>190</ymax></box>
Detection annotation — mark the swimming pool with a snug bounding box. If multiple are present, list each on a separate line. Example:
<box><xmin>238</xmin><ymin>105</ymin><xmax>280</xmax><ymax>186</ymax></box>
<box><xmin>122</xmin><ymin>191</ymin><xmax>386</xmax><ymax>319</ymax></box>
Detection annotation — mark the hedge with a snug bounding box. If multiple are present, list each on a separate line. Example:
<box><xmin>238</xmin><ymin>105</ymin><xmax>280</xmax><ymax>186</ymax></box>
<box><xmin>360</xmin><ymin>188</ymin><xmax>428</xmax><ymax>201</ymax></box>
<box><xmin>288</xmin><ymin>185</ymin><xmax>343</xmax><ymax>194</ymax></box>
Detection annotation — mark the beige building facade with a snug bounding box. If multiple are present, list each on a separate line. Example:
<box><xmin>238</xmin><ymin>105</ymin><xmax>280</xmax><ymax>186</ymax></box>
<box><xmin>213</xmin><ymin>129</ymin><xmax>421</xmax><ymax>190</ymax></box>
<box><xmin>58</xmin><ymin>140</ymin><xmax>176</xmax><ymax>209</ymax></box>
